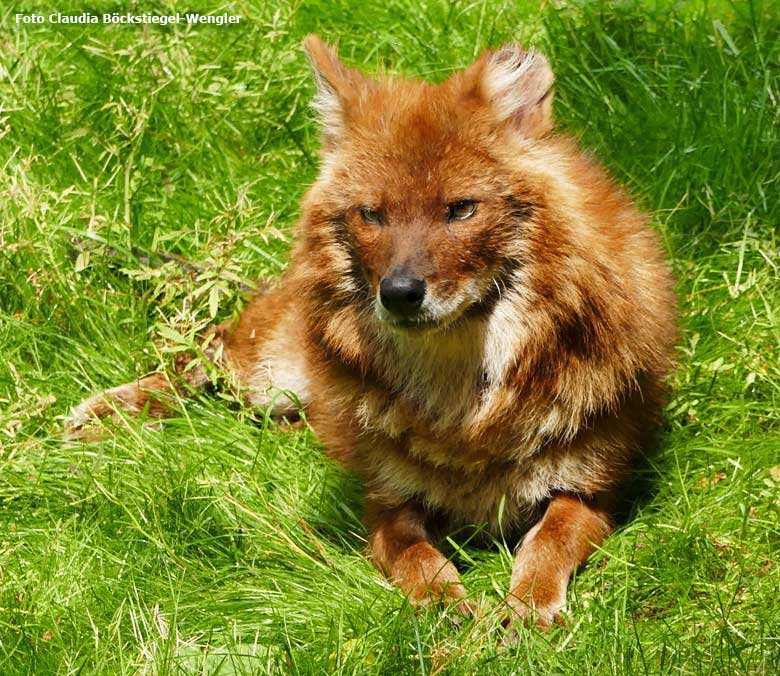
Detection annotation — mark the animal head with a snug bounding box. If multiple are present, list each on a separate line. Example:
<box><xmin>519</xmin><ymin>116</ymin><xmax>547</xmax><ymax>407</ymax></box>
<box><xmin>299</xmin><ymin>34</ymin><xmax>557</xmax><ymax>333</ymax></box>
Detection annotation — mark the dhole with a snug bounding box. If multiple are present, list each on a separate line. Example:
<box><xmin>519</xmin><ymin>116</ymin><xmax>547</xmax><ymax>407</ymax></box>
<box><xmin>68</xmin><ymin>35</ymin><xmax>677</xmax><ymax>628</ymax></box>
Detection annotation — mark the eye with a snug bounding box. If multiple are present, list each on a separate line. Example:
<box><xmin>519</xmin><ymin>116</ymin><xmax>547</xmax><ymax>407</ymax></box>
<box><xmin>360</xmin><ymin>207</ymin><xmax>382</xmax><ymax>225</ymax></box>
<box><xmin>447</xmin><ymin>199</ymin><xmax>478</xmax><ymax>222</ymax></box>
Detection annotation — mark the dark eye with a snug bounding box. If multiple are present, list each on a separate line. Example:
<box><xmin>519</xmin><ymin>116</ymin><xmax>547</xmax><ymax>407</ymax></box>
<box><xmin>447</xmin><ymin>199</ymin><xmax>478</xmax><ymax>221</ymax></box>
<box><xmin>360</xmin><ymin>207</ymin><xmax>382</xmax><ymax>225</ymax></box>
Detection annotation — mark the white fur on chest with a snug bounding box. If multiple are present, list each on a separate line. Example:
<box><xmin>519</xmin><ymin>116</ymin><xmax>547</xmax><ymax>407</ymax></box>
<box><xmin>360</xmin><ymin>287</ymin><xmax>535</xmax><ymax>438</ymax></box>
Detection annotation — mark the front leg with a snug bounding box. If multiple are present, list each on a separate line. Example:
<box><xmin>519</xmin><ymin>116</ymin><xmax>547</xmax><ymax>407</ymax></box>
<box><xmin>366</xmin><ymin>501</ymin><xmax>472</xmax><ymax>614</ymax></box>
<box><xmin>506</xmin><ymin>494</ymin><xmax>612</xmax><ymax>628</ymax></box>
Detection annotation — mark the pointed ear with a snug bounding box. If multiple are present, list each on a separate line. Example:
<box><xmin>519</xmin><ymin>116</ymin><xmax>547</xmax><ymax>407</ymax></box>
<box><xmin>302</xmin><ymin>34</ymin><xmax>365</xmax><ymax>146</ymax></box>
<box><xmin>475</xmin><ymin>45</ymin><xmax>555</xmax><ymax>139</ymax></box>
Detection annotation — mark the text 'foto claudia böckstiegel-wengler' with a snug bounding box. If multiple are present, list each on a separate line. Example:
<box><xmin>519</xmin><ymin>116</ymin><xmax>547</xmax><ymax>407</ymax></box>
<box><xmin>14</xmin><ymin>13</ymin><xmax>242</xmax><ymax>26</ymax></box>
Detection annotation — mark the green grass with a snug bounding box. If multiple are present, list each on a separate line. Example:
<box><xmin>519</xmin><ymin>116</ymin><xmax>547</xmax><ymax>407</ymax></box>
<box><xmin>1</xmin><ymin>0</ymin><xmax>779</xmax><ymax>673</ymax></box>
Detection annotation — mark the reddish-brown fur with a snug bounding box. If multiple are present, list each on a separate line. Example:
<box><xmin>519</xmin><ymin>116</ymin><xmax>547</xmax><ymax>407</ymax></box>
<box><xmin>68</xmin><ymin>36</ymin><xmax>677</xmax><ymax>629</ymax></box>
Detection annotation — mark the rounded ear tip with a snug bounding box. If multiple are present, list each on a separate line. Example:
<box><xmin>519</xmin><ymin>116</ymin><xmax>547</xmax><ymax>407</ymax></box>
<box><xmin>492</xmin><ymin>43</ymin><xmax>524</xmax><ymax>56</ymax></box>
<box><xmin>491</xmin><ymin>45</ymin><xmax>549</xmax><ymax>65</ymax></box>
<box><xmin>478</xmin><ymin>43</ymin><xmax>555</xmax><ymax>137</ymax></box>
<box><xmin>302</xmin><ymin>33</ymin><xmax>322</xmax><ymax>51</ymax></box>
<box><xmin>490</xmin><ymin>45</ymin><xmax>554</xmax><ymax>86</ymax></box>
<box><xmin>302</xmin><ymin>33</ymin><xmax>339</xmax><ymax>59</ymax></box>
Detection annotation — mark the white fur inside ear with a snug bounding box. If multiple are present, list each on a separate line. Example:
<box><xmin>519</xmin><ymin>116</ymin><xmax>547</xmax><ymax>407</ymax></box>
<box><xmin>309</xmin><ymin>72</ymin><xmax>344</xmax><ymax>139</ymax></box>
<box><xmin>482</xmin><ymin>48</ymin><xmax>554</xmax><ymax>133</ymax></box>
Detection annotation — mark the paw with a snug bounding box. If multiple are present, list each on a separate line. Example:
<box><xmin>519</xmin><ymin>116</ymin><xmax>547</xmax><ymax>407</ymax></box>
<box><xmin>65</xmin><ymin>387</ymin><xmax>132</xmax><ymax>440</ymax></box>
<box><xmin>394</xmin><ymin>543</ymin><xmax>475</xmax><ymax>617</ymax></box>
<box><xmin>500</xmin><ymin>577</ymin><xmax>568</xmax><ymax>638</ymax></box>
<box><xmin>64</xmin><ymin>376</ymin><xmax>173</xmax><ymax>440</ymax></box>
<box><xmin>402</xmin><ymin>569</ymin><xmax>473</xmax><ymax>613</ymax></box>
<box><xmin>502</xmin><ymin>596</ymin><xmax>566</xmax><ymax>631</ymax></box>
<box><xmin>406</xmin><ymin>581</ymin><xmax>476</xmax><ymax>619</ymax></box>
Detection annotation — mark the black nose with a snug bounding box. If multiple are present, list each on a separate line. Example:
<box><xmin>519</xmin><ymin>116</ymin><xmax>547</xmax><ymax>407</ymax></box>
<box><xmin>379</xmin><ymin>273</ymin><xmax>426</xmax><ymax>317</ymax></box>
